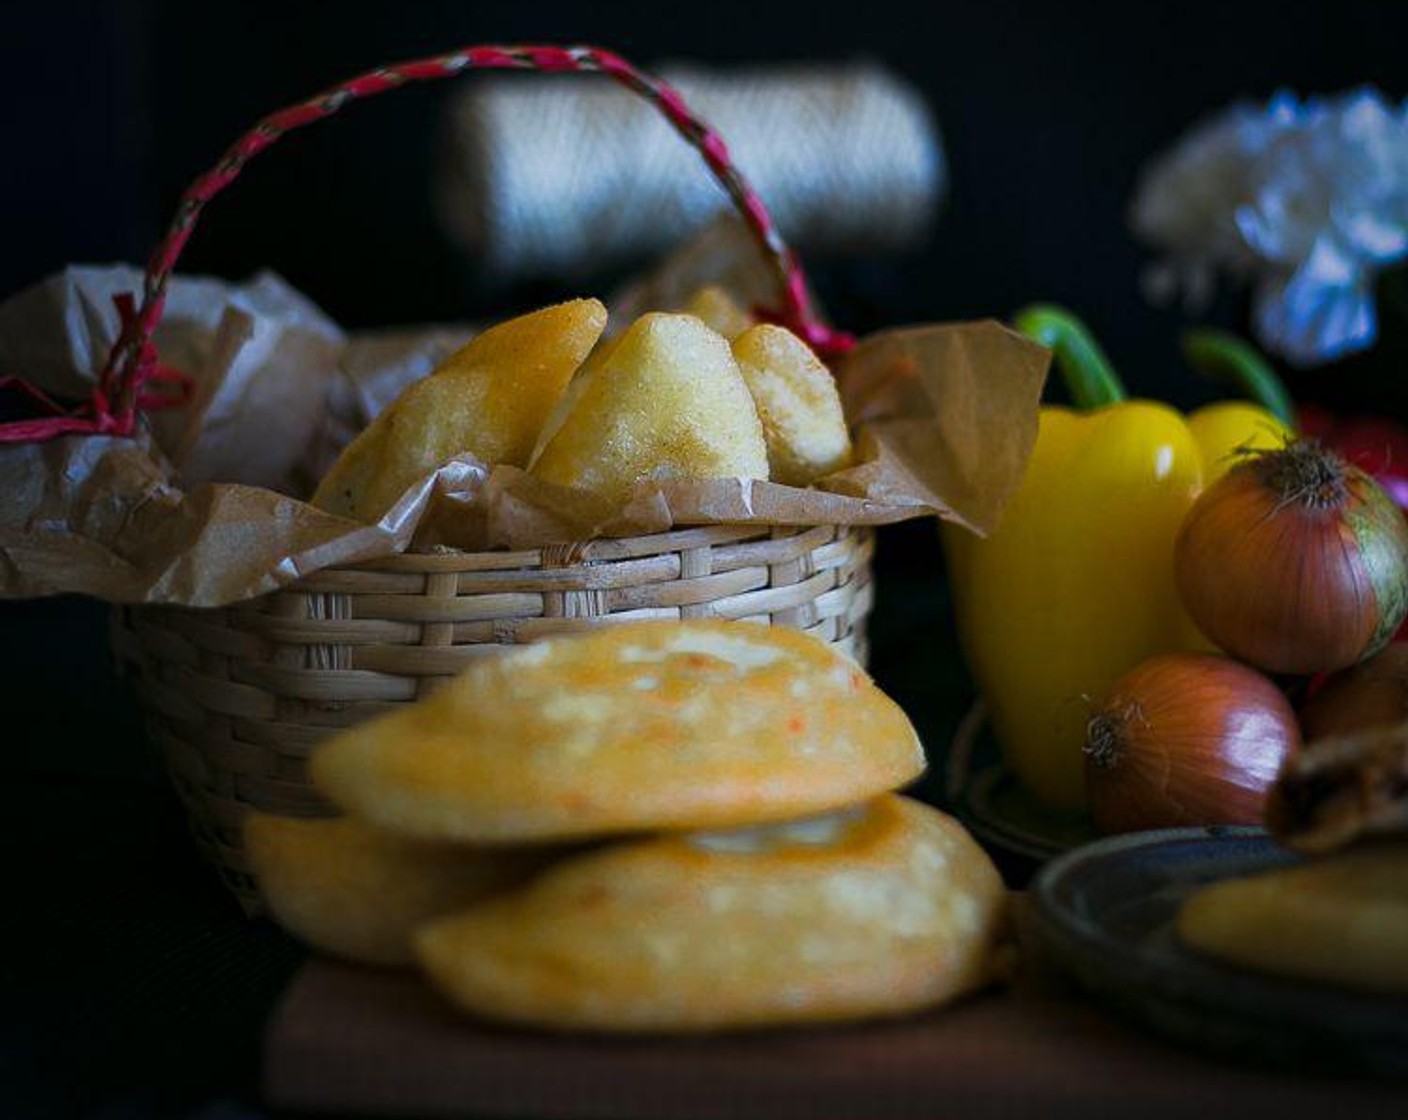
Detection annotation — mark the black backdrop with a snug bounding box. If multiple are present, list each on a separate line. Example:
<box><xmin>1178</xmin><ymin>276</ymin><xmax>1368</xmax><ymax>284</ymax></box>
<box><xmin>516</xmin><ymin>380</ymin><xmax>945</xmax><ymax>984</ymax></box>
<box><xmin>6</xmin><ymin>0</ymin><xmax>1408</xmax><ymax>407</ymax></box>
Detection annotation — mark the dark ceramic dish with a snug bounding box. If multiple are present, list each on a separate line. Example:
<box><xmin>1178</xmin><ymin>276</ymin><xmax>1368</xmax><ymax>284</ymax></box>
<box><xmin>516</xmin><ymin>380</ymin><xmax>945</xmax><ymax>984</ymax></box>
<box><xmin>1030</xmin><ymin>826</ymin><xmax>1408</xmax><ymax>1078</ymax></box>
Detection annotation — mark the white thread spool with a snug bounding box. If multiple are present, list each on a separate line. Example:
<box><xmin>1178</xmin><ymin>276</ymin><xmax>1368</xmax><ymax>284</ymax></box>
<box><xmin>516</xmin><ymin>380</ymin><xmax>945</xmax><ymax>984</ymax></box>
<box><xmin>435</xmin><ymin>62</ymin><xmax>945</xmax><ymax>279</ymax></box>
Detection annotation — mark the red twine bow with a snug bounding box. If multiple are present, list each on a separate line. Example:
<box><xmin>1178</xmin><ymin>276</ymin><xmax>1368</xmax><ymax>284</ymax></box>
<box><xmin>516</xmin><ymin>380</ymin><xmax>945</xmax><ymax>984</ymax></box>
<box><xmin>0</xmin><ymin>293</ymin><xmax>193</xmax><ymax>444</ymax></box>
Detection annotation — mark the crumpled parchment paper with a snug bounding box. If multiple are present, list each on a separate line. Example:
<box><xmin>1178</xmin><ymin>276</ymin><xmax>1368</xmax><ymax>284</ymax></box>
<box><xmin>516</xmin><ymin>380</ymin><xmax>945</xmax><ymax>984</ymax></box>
<box><xmin>0</xmin><ymin>232</ymin><xmax>1047</xmax><ymax>607</ymax></box>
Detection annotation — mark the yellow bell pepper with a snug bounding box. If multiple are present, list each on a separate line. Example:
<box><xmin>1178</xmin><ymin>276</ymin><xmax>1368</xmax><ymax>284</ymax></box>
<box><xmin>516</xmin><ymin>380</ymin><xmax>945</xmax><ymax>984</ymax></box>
<box><xmin>943</xmin><ymin>309</ymin><xmax>1295</xmax><ymax>812</ymax></box>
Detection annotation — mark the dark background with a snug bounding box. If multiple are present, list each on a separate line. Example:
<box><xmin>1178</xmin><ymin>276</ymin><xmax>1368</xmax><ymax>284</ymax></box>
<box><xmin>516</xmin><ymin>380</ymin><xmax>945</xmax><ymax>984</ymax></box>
<box><xmin>7</xmin><ymin>0</ymin><xmax>1408</xmax><ymax>403</ymax></box>
<box><xmin>4</xmin><ymin>2</ymin><xmax>1408</xmax><ymax>1116</ymax></box>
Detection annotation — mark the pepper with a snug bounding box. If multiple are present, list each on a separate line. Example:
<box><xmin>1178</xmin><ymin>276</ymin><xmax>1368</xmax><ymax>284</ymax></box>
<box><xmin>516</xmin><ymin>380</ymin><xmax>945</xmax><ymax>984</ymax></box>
<box><xmin>943</xmin><ymin>308</ymin><xmax>1295</xmax><ymax>812</ymax></box>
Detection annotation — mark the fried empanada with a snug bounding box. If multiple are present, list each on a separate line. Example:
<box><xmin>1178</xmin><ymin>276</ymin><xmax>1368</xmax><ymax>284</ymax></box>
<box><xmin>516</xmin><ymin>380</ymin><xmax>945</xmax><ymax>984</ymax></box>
<box><xmin>526</xmin><ymin>333</ymin><xmax>619</xmax><ymax>469</ymax></box>
<box><xmin>244</xmin><ymin>813</ymin><xmax>555</xmax><ymax>967</ymax></box>
<box><xmin>415</xmin><ymin>795</ymin><xmax>1006</xmax><ymax>1032</ymax></box>
<box><xmin>307</xmin><ymin>417</ymin><xmax>388</xmax><ymax>521</ymax></box>
<box><xmin>731</xmin><ymin>323</ymin><xmax>852</xmax><ymax>486</ymax></box>
<box><xmin>528</xmin><ymin>313</ymin><xmax>768</xmax><ymax>503</ymax></box>
<box><xmin>311</xmin><ymin>298</ymin><xmax>606</xmax><ymax>521</ymax></box>
<box><xmin>310</xmin><ymin>620</ymin><xmax>925</xmax><ymax>844</ymax></box>
<box><xmin>682</xmin><ymin>284</ymin><xmax>755</xmax><ymax>341</ymax></box>
<box><xmin>1177</xmin><ymin>842</ymin><xmax>1408</xmax><ymax>994</ymax></box>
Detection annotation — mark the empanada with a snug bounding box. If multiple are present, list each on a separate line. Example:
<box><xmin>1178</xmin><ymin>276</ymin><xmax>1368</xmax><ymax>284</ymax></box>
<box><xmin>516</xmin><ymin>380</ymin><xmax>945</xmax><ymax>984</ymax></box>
<box><xmin>682</xmin><ymin>284</ymin><xmax>754</xmax><ymax>341</ymax></box>
<box><xmin>732</xmin><ymin>323</ymin><xmax>852</xmax><ymax>486</ymax></box>
<box><xmin>310</xmin><ymin>620</ymin><xmax>925</xmax><ymax>844</ymax></box>
<box><xmin>312</xmin><ymin>298</ymin><xmax>606</xmax><ymax>520</ymax></box>
<box><xmin>416</xmin><ymin>795</ymin><xmax>1006</xmax><ymax>1031</ymax></box>
<box><xmin>1177</xmin><ymin>842</ymin><xmax>1408</xmax><ymax>994</ymax></box>
<box><xmin>244</xmin><ymin>813</ymin><xmax>555</xmax><ymax>967</ymax></box>
<box><xmin>528</xmin><ymin>313</ymin><xmax>768</xmax><ymax>503</ymax></box>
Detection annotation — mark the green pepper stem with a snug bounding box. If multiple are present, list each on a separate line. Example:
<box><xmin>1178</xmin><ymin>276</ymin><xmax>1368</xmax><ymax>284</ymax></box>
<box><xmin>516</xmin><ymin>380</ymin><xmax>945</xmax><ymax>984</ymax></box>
<box><xmin>1181</xmin><ymin>328</ymin><xmax>1298</xmax><ymax>430</ymax></box>
<box><xmin>1012</xmin><ymin>305</ymin><xmax>1127</xmax><ymax>409</ymax></box>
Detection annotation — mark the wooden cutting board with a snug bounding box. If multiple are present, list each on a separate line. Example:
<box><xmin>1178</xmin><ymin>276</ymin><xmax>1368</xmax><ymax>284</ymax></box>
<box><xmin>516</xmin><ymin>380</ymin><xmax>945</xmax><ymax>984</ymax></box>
<box><xmin>261</xmin><ymin>958</ymin><xmax>1405</xmax><ymax>1119</ymax></box>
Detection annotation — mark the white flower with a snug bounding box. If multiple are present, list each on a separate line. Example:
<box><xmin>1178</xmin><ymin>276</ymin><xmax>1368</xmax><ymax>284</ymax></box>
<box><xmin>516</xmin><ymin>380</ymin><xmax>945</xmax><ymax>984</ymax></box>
<box><xmin>1131</xmin><ymin>88</ymin><xmax>1408</xmax><ymax>367</ymax></box>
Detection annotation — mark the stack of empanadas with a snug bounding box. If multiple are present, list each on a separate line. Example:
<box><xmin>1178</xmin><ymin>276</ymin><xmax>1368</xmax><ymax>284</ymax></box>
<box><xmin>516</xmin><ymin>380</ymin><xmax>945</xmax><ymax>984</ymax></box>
<box><xmin>312</xmin><ymin>290</ymin><xmax>852</xmax><ymax>522</ymax></box>
<box><xmin>248</xmin><ymin>620</ymin><xmax>1009</xmax><ymax>1032</ymax></box>
<box><xmin>1177</xmin><ymin>720</ymin><xmax>1408</xmax><ymax>995</ymax></box>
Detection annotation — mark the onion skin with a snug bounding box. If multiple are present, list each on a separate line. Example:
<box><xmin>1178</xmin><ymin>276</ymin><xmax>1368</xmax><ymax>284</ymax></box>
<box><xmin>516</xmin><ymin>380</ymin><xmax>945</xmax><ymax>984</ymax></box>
<box><xmin>1300</xmin><ymin>643</ymin><xmax>1408</xmax><ymax>741</ymax></box>
<box><xmin>1084</xmin><ymin>653</ymin><xmax>1301</xmax><ymax>835</ymax></box>
<box><xmin>1175</xmin><ymin>441</ymin><xmax>1408</xmax><ymax>675</ymax></box>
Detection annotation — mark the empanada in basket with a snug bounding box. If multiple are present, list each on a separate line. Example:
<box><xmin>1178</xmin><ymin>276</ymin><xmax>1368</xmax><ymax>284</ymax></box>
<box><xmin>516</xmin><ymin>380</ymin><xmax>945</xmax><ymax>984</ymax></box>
<box><xmin>313</xmin><ymin>298</ymin><xmax>606</xmax><ymax>520</ymax></box>
<box><xmin>528</xmin><ymin>312</ymin><xmax>769</xmax><ymax>503</ymax></box>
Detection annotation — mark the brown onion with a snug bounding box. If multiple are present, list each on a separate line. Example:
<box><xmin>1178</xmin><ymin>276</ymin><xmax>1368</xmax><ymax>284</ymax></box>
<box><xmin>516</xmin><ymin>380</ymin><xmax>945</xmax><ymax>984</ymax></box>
<box><xmin>1300</xmin><ymin>643</ymin><xmax>1408</xmax><ymax>740</ymax></box>
<box><xmin>1084</xmin><ymin>653</ymin><xmax>1300</xmax><ymax>835</ymax></box>
<box><xmin>1175</xmin><ymin>440</ymin><xmax>1408</xmax><ymax>674</ymax></box>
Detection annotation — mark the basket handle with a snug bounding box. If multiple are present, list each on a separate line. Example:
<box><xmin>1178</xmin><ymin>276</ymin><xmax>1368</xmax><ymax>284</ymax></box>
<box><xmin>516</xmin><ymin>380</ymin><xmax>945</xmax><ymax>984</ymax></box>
<box><xmin>0</xmin><ymin>43</ymin><xmax>852</xmax><ymax>444</ymax></box>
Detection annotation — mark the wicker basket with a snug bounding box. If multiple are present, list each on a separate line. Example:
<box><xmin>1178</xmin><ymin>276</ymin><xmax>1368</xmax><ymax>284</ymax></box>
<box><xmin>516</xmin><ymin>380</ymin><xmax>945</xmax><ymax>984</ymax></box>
<box><xmin>79</xmin><ymin>46</ymin><xmax>876</xmax><ymax>912</ymax></box>
<box><xmin>114</xmin><ymin>522</ymin><xmax>874</xmax><ymax>913</ymax></box>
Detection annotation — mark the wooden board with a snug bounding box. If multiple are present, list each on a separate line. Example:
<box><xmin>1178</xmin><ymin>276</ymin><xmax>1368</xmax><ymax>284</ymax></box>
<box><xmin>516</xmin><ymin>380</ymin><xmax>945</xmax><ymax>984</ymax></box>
<box><xmin>261</xmin><ymin>959</ymin><xmax>1405</xmax><ymax>1119</ymax></box>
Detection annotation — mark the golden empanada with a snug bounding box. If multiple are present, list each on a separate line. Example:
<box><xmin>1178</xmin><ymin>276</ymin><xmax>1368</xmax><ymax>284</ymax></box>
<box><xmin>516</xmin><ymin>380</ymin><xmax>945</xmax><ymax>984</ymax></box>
<box><xmin>682</xmin><ymin>284</ymin><xmax>755</xmax><ymax>341</ymax></box>
<box><xmin>1177</xmin><ymin>842</ymin><xmax>1408</xmax><ymax>994</ymax></box>
<box><xmin>416</xmin><ymin>795</ymin><xmax>1006</xmax><ymax>1031</ymax></box>
<box><xmin>528</xmin><ymin>313</ymin><xmax>768</xmax><ymax>503</ymax></box>
<box><xmin>244</xmin><ymin>813</ymin><xmax>555</xmax><ymax>967</ymax></box>
<box><xmin>732</xmin><ymin>323</ymin><xmax>852</xmax><ymax>486</ymax></box>
<box><xmin>526</xmin><ymin>333</ymin><xmax>619</xmax><ymax>469</ymax></box>
<box><xmin>312</xmin><ymin>298</ymin><xmax>606</xmax><ymax>520</ymax></box>
<box><xmin>310</xmin><ymin>620</ymin><xmax>925</xmax><ymax>844</ymax></box>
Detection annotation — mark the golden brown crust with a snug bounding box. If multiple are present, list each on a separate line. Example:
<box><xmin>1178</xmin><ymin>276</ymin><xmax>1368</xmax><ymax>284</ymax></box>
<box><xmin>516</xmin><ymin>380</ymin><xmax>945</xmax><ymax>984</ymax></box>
<box><xmin>311</xmin><ymin>299</ymin><xmax>606</xmax><ymax>521</ymax></box>
<box><xmin>310</xmin><ymin>620</ymin><xmax>926</xmax><ymax>844</ymax></box>
<box><xmin>682</xmin><ymin>285</ymin><xmax>755</xmax><ymax>341</ymax></box>
<box><xmin>1177</xmin><ymin>841</ymin><xmax>1408</xmax><ymax>994</ymax></box>
<box><xmin>244</xmin><ymin>813</ymin><xmax>557</xmax><ymax>967</ymax></box>
<box><xmin>414</xmin><ymin>795</ymin><xmax>1007</xmax><ymax>1031</ymax></box>
<box><xmin>528</xmin><ymin>313</ymin><xmax>768</xmax><ymax>503</ymax></box>
<box><xmin>732</xmin><ymin>324</ymin><xmax>852</xmax><ymax>487</ymax></box>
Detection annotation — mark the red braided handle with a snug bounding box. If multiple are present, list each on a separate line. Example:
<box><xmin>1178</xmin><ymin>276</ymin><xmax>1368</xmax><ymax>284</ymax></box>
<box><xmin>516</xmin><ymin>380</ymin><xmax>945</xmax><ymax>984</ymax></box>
<box><xmin>0</xmin><ymin>43</ymin><xmax>852</xmax><ymax>445</ymax></box>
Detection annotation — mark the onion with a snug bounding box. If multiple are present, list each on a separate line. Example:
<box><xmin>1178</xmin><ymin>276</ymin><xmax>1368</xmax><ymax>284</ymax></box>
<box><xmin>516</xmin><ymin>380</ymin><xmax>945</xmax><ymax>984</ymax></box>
<box><xmin>1175</xmin><ymin>440</ymin><xmax>1408</xmax><ymax>675</ymax></box>
<box><xmin>1300</xmin><ymin>643</ymin><xmax>1408</xmax><ymax>740</ymax></box>
<box><xmin>1084</xmin><ymin>653</ymin><xmax>1301</xmax><ymax>835</ymax></box>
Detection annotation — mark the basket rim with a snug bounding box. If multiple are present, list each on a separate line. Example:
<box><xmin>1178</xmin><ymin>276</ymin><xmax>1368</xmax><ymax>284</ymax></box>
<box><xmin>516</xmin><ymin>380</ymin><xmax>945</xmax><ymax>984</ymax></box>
<box><xmin>335</xmin><ymin>522</ymin><xmax>860</xmax><ymax>575</ymax></box>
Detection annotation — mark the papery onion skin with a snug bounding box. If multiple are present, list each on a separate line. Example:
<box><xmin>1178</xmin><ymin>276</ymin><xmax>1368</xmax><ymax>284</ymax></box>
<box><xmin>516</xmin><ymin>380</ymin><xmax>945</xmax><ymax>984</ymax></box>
<box><xmin>1175</xmin><ymin>441</ymin><xmax>1408</xmax><ymax>675</ymax></box>
<box><xmin>1300</xmin><ymin>643</ymin><xmax>1408</xmax><ymax>741</ymax></box>
<box><xmin>1084</xmin><ymin>653</ymin><xmax>1301</xmax><ymax>835</ymax></box>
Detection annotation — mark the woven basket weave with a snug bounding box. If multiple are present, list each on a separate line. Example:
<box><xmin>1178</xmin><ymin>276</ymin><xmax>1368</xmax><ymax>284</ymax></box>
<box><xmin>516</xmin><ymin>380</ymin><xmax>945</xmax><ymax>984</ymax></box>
<box><xmin>69</xmin><ymin>46</ymin><xmax>877</xmax><ymax>912</ymax></box>
<box><xmin>113</xmin><ymin>524</ymin><xmax>874</xmax><ymax>911</ymax></box>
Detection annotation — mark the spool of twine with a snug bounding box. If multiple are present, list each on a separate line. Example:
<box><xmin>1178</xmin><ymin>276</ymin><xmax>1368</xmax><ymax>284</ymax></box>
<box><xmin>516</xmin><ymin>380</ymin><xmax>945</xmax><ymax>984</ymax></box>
<box><xmin>435</xmin><ymin>62</ymin><xmax>945</xmax><ymax>280</ymax></box>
